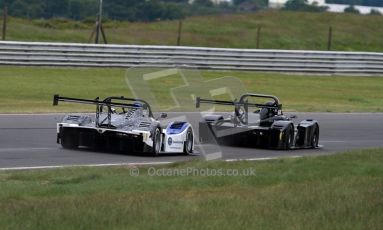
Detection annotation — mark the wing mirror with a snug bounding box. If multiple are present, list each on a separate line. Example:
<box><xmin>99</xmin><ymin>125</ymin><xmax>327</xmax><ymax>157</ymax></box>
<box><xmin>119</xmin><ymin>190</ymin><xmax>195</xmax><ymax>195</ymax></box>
<box><xmin>289</xmin><ymin>114</ymin><xmax>297</xmax><ymax>119</ymax></box>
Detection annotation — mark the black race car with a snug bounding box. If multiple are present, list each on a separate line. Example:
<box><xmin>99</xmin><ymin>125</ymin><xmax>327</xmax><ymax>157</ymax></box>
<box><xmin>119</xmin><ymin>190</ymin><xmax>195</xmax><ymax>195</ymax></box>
<box><xmin>196</xmin><ymin>93</ymin><xmax>319</xmax><ymax>150</ymax></box>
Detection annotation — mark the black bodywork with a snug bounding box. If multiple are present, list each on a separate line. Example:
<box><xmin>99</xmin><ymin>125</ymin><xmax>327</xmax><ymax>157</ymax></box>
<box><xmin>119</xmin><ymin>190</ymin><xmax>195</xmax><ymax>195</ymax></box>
<box><xmin>196</xmin><ymin>93</ymin><xmax>319</xmax><ymax>150</ymax></box>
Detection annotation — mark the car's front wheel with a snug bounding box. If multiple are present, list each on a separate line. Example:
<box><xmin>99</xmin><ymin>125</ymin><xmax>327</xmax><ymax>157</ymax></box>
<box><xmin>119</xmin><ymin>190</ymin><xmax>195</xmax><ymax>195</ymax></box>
<box><xmin>311</xmin><ymin>125</ymin><xmax>319</xmax><ymax>148</ymax></box>
<box><xmin>183</xmin><ymin>128</ymin><xmax>193</xmax><ymax>155</ymax></box>
<box><xmin>152</xmin><ymin>128</ymin><xmax>161</xmax><ymax>156</ymax></box>
<box><xmin>283</xmin><ymin>125</ymin><xmax>294</xmax><ymax>150</ymax></box>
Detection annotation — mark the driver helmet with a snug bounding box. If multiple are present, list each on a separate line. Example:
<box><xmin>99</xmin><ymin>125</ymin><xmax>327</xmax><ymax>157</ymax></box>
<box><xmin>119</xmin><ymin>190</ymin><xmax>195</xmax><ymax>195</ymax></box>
<box><xmin>133</xmin><ymin>102</ymin><xmax>143</xmax><ymax>108</ymax></box>
<box><xmin>265</xmin><ymin>101</ymin><xmax>277</xmax><ymax>116</ymax></box>
<box><xmin>260</xmin><ymin>101</ymin><xmax>277</xmax><ymax>119</ymax></box>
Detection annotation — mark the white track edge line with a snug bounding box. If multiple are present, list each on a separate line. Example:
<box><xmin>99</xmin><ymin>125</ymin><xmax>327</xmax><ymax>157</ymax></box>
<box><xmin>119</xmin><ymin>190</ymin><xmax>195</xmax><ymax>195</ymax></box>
<box><xmin>0</xmin><ymin>161</ymin><xmax>173</xmax><ymax>171</ymax></box>
<box><xmin>0</xmin><ymin>155</ymin><xmax>304</xmax><ymax>171</ymax></box>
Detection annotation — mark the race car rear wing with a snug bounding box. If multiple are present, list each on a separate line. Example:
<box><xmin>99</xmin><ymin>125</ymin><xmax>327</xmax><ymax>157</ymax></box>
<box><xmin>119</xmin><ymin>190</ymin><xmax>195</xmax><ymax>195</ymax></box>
<box><xmin>53</xmin><ymin>94</ymin><xmax>150</xmax><ymax>109</ymax></box>
<box><xmin>196</xmin><ymin>98</ymin><xmax>236</xmax><ymax>108</ymax></box>
<box><xmin>196</xmin><ymin>96</ymin><xmax>282</xmax><ymax>110</ymax></box>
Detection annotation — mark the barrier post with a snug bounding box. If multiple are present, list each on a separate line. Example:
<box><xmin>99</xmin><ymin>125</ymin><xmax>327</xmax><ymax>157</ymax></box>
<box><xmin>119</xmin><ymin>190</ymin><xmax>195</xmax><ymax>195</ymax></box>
<box><xmin>177</xmin><ymin>20</ymin><xmax>183</xmax><ymax>46</ymax></box>
<box><xmin>256</xmin><ymin>26</ymin><xmax>261</xmax><ymax>49</ymax></box>
<box><xmin>327</xmin><ymin>26</ymin><xmax>333</xmax><ymax>51</ymax></box>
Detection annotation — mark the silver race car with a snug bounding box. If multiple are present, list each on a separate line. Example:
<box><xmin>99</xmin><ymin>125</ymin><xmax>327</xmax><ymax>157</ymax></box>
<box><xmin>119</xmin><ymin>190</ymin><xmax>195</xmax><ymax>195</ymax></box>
<box><xmin>53</xmin><ymin>95</ymin><xmax>194</xmax><ymax>156</ymax></box>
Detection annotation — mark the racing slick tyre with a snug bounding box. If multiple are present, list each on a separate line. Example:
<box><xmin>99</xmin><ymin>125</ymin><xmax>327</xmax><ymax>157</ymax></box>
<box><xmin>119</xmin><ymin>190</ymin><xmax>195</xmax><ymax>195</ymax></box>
<box><xmin>311</xmin><ymin>125</ymin><xmax>319</xmax><ymax>149</ymax></box>
<box><xmin>183</xmin><ymin>128</ymin><xmax>193</xmax><ymax>155</ymax></box>
<box><xmin>283</xmin><ymin>125</ymin><xmax>294</xmax><ymax>150</ymax></box>
<box><xmin>61</xmin><ymin>129</ymin><xmax>79</xmax><ymax>149</ymax></box>
<box><xmin>152</xmin><ymin>127</ymin><xmax>162</xmax><ymax>156</ymax></box>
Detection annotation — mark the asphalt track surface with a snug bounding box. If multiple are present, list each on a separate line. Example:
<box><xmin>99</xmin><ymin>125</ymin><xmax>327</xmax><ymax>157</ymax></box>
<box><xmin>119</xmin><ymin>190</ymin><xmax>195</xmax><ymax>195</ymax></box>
<box><xmin>0</xmin><ymin>112</ymin><xmax>383</xmax><ymax>169</ymax></box>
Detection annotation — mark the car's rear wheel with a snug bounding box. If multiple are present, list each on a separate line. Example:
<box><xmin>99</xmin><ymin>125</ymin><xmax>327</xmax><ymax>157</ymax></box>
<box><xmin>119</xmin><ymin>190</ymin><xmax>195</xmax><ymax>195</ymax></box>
<box><xmin>284</xmin><ymin>125</ymin><xmax>294</xmax><ymax>150</ymax></box>
<box><xmin>61</xmin><ymin>129</ymin><xmax>79</xmax><ymax>149</ymax></box>
<box><xmin>311</xmin><ymin>125</ymin><xmax>319</xmax><ymax>148</ymax></box>
<box><xmin>152</xmin><ymin>128</ymin><xmax>161</xmax><ymax>156</ymax></box>
<box><xmin>183</xmin><ymin>128</ymin><xmax>193</xmax><ymax>155</ymax></box>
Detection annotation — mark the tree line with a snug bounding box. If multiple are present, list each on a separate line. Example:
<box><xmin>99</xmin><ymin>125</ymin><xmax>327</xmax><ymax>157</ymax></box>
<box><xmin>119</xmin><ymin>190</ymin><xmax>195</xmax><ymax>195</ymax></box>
<box><xmin>1</xmin><ymin>0</ymin><xmax>380</xmax><ymax>22</ymax></box>
<box><xmin>0</xmin><ymin>0</ymin><xmax>268</xmax><ymax>22</ymax></box>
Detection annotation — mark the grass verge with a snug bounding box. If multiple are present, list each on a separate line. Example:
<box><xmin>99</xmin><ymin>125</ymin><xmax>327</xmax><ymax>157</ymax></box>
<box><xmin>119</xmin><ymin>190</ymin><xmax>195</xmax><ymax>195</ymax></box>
<box><xmin>0</xmin><ymin>66</ymin><xmax>382</xmax><ymax>113</ymax></box>
<box><xmin>5</xmin><ymin>11</ymin><xmax>383</xmax><ymax>51</ymax></box>
<box><xmin>0</xmin><ymin>148</ymin><xmax>382</xmax><ymax>229</ymax></box>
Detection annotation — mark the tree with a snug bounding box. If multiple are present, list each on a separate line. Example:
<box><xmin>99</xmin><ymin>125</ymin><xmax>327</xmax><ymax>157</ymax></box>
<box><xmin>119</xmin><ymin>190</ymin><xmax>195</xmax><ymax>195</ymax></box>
<box><xmin>42</xmin><ymin>0</ymin><xmax>69</xmax><ymax>18</ymax></box>
<box><xmin>233</xmin><ymin>0</ymin><xmax>247</xmax><ymax>5</ymax></box>
<box><xmin>283</xmin><ymin>0</ymin><xmax>328</xmax><ymax>12</ymax></box>
<box><xmin>8</xmin><ymin>0</ymin><xmax>27</xmax><ymax>17</ymax></box>
<box><xmin>344</xmin><ymin>5</ymin><xmax>360</xmax><ymax>14</ymax></box>
<box><xmin>166</xmin><ymin>0</ymin><xmax>189</xmax><ymax>2</ymax></box>
<box><xmin>193</xmin><ymin>0</ymin><xmax>214</xmax><ymax>7</ymax></box>
<box><xmin>369</xmin><ymin>9</ymin><xmax>381</xmax><ymax>15</ymax></box>
<box><xmin>284</xmin><ymin>0</ymin><xmax>307</xmax><ymax>10</ymax></box>
<box><xmin>233</xmin><ymin>0</ymin><xmax>268</xmax><ymax>8</ymax></box>
<box><xmin>163</xmin><ymin>3</ymin><xmax>185</xmax><ymax>20</ymax></box>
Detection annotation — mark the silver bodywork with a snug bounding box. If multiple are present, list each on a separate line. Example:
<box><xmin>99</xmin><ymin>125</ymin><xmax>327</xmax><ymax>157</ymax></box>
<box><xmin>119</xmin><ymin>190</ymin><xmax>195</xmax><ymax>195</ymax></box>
<box><xmin>54</xmin><ymin>95</ymin><xmax>194</xmax><ymax>155</ymax></box>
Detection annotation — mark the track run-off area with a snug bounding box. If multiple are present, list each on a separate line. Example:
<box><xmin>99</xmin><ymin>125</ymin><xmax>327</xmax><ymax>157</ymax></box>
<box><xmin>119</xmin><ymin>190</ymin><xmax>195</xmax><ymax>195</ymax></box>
<box><xmin>0</xmin><ymin>112</ymin><xmax>383</xmax><ymax>169</ymax></box>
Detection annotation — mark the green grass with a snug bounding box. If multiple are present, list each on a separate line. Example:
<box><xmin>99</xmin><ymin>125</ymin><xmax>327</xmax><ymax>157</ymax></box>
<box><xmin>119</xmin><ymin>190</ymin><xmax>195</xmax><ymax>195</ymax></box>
<box><xmin>0</xmin><ymin>148</ymin><xmax>382</xmax><ymax>229</ymax></box>
<box><xmin>4</xmin><ymin>10</ymin><xmax>383</xmax><ymax>51</ymax></box>
<box><xmin>0</xmin><ymin>66</ymin><xmax>382</xmax><ymax>113</ymax></box>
